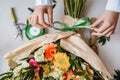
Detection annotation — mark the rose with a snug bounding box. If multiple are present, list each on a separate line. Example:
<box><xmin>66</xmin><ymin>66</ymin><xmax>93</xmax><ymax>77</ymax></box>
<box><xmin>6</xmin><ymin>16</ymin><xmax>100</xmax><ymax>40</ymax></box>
<box><xmin>45</xmin><ymin>43</ymin><xmax>57</xmax><ymax>61</ymax></box>
<box><xmin>29</xmin><ymin>59</ymin><xmax>40</xmax><ymax>74</ymax></box>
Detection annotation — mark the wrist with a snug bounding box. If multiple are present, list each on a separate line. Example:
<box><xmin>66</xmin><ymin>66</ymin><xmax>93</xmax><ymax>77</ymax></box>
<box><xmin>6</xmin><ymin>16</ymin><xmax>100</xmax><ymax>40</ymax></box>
<box><xmin>36</xmin><ymin>0</ymin><xmax>52</xmax><ymax>6</ymax></box>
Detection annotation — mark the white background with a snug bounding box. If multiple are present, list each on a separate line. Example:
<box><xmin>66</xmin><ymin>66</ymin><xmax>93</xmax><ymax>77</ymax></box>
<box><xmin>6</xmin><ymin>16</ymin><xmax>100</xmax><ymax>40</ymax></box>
<box><xmin>0</xmin><ymin>0</ymin><xmax>120</xmax><ymax>75</ymax></box>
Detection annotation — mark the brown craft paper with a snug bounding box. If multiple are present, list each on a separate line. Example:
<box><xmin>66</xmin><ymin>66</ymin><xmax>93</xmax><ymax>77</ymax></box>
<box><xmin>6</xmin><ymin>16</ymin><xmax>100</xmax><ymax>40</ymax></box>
<box><xmin>4</xmin><ymin>31</ymin><xmax>112</xmax><ymax>79</ymax></box>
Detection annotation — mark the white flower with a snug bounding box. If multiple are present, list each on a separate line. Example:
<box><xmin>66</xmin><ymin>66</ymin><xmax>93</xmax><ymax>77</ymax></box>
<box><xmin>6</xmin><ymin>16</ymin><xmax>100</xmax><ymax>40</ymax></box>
<box><xmin>49</xmin><ymin>66</ymin><xmax>63</xmax><ymax>79</ymax></box>
<box><xmin>13</xmin><ymin>61</ymin><xmax>29</xmax><ymax>77</ymax></box>
<box><xmin>13</xmin><ymin>65</ymin><xmax>22</xmax><ymax>77</ymax></box>
<box><xmin>81</xmin><ymin>63</ymin><xmax>86</xmax><ymax>70</ymax></box>
<box><xmin>21</xmin><ymin>61</ymin><xmax>29</xmax><ymax>67</ymax></box>
<box><xmin>34</xmin><ymin>47</ymin><xmax>45</xmax><ymax>62</ymax></box>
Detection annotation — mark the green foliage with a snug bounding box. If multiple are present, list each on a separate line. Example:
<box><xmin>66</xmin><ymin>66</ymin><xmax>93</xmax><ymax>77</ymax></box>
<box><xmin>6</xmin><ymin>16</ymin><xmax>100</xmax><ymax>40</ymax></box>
<box><xmin>0</xmin><ymin>72</ymin><xmax>13</xmax><ymax>80</ymax></box>
<box><xmin>114</xmin><ymin>69</ymin><xmax>120</xmax><ymax>80</ymax></box>
<box><xmin>44</xmin><ymin>76</ymin><xmax>55</xmax><ymax>80</ymax></box>
<box><xmin>19</xmin><ymin>66</ymin><xmax>35</xmax><ymax>80</ymax></box>
<box><xmin>52</xmin><ymin>0</ymin><xmax>57</xmax><ymax>8</ymax></box>
<box><xmin>98</xmin><ymin>36</ymin><xmax>110</xmax><ymax>45</ymax></box>
<box><xmin>0</xmin><ymin>66</ymin><xmax>36</xmax><ymax>80</ymax></box>
<box><xmin>39</xmin><ymin>67</ymin><xmax>44</xmax><ymax>80</ymax></box>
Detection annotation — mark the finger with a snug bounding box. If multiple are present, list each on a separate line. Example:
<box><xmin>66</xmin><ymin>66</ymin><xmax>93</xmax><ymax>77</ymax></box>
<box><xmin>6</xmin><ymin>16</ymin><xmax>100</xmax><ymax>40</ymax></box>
<box><xmin>112</xmin><ymin>28</ymin><xmax>116</xmax><ymax>34</ymax></box>
<box><xmin>47</xmin><ymin>7</ymin><xmax>53</xmax><ymax>25</ymax></box>
<box><xmin>91</xmin><ymin>32</ymin><xmax>103</xmax><ymax>36</ymax></box>
<box><xmin>38</xmin><ymin>11</ymin><xmax>50</xmax><ymax>27</ymax></box>
<box><xmin>92</xmin><ymin>27</ymin><xmax>113</xmax><ymax>37</ymax></box>
<box><xmin>112</xmin><ymin>24</ymin><xmax>117</xmax><ymax>34</ymax></box>
<box><xmin>35</xmin><ymin>24</ymin><xmax>44</xmax><ymax>28</ymax></box>
<box><xmin>101</xmin><ymin>26</ymin><xmax>114</xmax><ymax>36</ymax></box>
<box><xmin>28</xmin><ymin>15</ymin><xmax>32</xmax><ymax>24</ymax></box>
<box><xmin>92</xmin><ymin>27</ymin><xmax>99</xmax><ymax>32</ymax></box>
<box><xmin>32</xmin><ymin>14</ymin><xmax>39</xmax><ymax>26</ymax></box>
<box><xmin>28</xmin><ymin>14</ymin><xmax>44</xmax><ymax>28</ymax></box>
<box><xmin>106</xmin><ymin>31</ymin><xmax>113</xmax><ymax>37</ymax></box>
<box><xmin>90</xmin><ymin>18</ymin><xmax>103</xmax><ymax>28</ymax></box>
<box><xmin>95</xmin><ymin>23</ymin><xmax>110</xmax><ymax>33</ymax></box>
<box><xmin>32</xmin><ymin>15</ymin><xmax>44</xmax><ymax>28</ymax></box>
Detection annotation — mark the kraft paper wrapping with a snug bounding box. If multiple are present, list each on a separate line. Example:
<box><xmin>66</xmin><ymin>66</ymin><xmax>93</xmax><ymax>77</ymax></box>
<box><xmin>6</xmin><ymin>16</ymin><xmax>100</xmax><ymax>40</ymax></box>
<box><xmin>4</xmin><ymin>31</ymin><xmax>112</xmax><ymax>79</ymax></box>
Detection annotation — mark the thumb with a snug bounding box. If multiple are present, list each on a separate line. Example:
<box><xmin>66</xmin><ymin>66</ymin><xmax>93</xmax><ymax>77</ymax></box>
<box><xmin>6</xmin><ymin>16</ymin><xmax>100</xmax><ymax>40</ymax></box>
<box><xmin>47</xmin><ymin>6</ymin><xmax>53</xmax><ymax>25</ymax></box>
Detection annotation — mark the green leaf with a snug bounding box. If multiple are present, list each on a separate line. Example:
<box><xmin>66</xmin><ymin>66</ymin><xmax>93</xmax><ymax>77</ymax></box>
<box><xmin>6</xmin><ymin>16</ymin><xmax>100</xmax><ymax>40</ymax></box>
<box><xmin>22</xmin><ymin>66</ymin><xmax>36</xmax><ymax>70</ymax></box>
<box><xmin>0</xmin><ymin>71</ymin><xmax>13</xmax><ymax>80</ymax></box>
<box><xmin>106</xmin><ymin>36</ymin><xmax>110</xmax><ymax>41</ymax></box>
<box><xmin>23</xmin><ymin>70</ymin><xmax>35</xmax><ymax>80</ymax></box>
<box><xmin>23</xmin><ymin>72</ymin><xmax>30</xmax><ymax>80</ymax></box>
<box><xmin>56</xmin><ymin>46</ymin><xmax>64</xmax><ymax>52</ymax></box>
<box><xmin>44</xmin><ymin>76</ymin><xmax>55</xmax><ymax>80</ymax></box>
<box><xmin>39</xmin><ymin>67</ymin><xmax>44</xmax><ymax>80</ymax></box>
<box><xmin>114</xmin><ymin>69</ymin><xmax>120</xmax><ymax>80</ymax></box>
<box><xmin>49</xmin><ymin>76</ymin><xmax>55</xmax><ymax>80</ymax></box>
<box><xmin>72</xmin><ymin>65</ymin><xmax>76</xmax><ymax>71</ymax></box>
<box><xmin>69</xmin><ymin>59</ymin><xmax>74</xmax><ymax>65</ymax></box>
<box><xmin>30</xmin><ymin>71</ymin><xmax>35</xmax><ymax>80</ymax></box>
<box><xmin>92</xmin><ymin>67</ymin><xmax>104</xmax><ymax>80</ymax></box>
<box><xmin>44</xmin><ymin>77</ymin><xmax>48</xmax><ymax>80</ymax></box>
<box><xmin>0</xmin><ymin>76</ymin><xmax>10</xmax><ymax>80</ymax></box>
<box><xmin>76</xmin><ymin>70</ymin><xmax>86</xmax><ymax>76</ymax></box>
<box><xmin>85</xmin><ymin>75</ymin><xmax>91</xmax><ymax>80</ymax></box>
<box><xmin>0</xmin><ymin>72</ymin><xmax>12</xmax><ymax>77</ymax></box>
<box><xmin>47</xmin><ymin>63</ymin><xmax>51</xmax><ymax>73</ymax></box>
<box><xmin>37</xmin><ymin>61</ymin><xmax>47</xmax><ymax>65</ymax></box>
<box><xmin>69</xmin><ymin>53</ymin><xmax>76</xmax><ymax>60</ymax></box>
<box><xmin>52</xmin><ymin>0</ymin><xmax>57</xmax><ymax>8</ymax></box>
<box><xmin>19</xmin><ymin>57</ymin><xmax>30</xmax><ymax>61</ymax></box>
<box><xmin>98</xmin><ymin>36</ymin><xmax>110</xmax><ymax>45</ymax></box>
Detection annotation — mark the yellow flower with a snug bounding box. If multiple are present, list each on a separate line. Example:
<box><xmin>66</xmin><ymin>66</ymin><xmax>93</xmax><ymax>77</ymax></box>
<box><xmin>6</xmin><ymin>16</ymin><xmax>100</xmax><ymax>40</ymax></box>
<box><xmin>53</xmin><ymin>52</ymin><xmax>70</xmax><ymax>71</ymax></box>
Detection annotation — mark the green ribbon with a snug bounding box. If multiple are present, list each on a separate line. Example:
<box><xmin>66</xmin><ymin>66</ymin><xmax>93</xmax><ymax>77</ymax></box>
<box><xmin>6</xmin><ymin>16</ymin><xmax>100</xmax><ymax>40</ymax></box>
<box><xmin>25</xmin><ymin>24</ymin><xmax>45</xmax><ymax>40</ymax></box>
<box><xmin>53</xmin><ymin>17</ymin><xmax>110</xmax><ymax>45</ymax></box>
<box><xmin>52</xmin><ymin>17</ymin><xmax>92</xmax><ymax>32</ymax></box>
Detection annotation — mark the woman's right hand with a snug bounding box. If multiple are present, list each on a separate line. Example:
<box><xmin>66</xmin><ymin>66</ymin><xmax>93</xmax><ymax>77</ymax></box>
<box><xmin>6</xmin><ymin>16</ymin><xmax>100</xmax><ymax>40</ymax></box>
<box><xmin>28</xmin><ymin>5</ymin><xmax>53</xmax><ymax>28</ymax></box>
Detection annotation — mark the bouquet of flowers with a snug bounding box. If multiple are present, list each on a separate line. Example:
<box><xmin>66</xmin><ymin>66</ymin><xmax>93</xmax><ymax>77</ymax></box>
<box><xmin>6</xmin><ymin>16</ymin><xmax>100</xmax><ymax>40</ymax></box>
<box><xmin>0</xmin><ymin>32</ymin><xmax>112</xmax><ymax>80</ymax></box>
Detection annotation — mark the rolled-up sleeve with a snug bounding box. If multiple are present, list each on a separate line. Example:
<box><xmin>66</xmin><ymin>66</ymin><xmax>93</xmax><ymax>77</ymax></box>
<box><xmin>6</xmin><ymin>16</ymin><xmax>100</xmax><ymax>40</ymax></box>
<box><xmin>106</xmin><ymin>0</ymin><xmax>120</xmax><ymax>12</ymax></box>
<box><xmin>36</xmin><ymin>0</ymin><xmax>52</xmax><ymax>6</ymax></box>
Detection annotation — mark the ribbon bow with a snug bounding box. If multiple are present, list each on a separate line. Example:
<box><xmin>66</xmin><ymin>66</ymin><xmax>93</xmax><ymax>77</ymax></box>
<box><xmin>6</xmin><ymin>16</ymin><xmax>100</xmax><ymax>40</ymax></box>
<box><xmin>52</xmin><ymin>17</ymin><xmax>92</xmax><ymax>32</ymax></box>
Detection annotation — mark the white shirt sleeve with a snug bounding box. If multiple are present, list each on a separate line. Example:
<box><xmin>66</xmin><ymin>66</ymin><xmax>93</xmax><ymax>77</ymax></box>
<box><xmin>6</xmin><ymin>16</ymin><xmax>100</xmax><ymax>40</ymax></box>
<box><xmin>36</xmin><ymin>0</ymin><xmax>52</xmax><ymax>6</ymax></box>
<box><xmin>106</xmin><ymin>0</ymin><xmax>120</xmax><ymax>12</ymax></box>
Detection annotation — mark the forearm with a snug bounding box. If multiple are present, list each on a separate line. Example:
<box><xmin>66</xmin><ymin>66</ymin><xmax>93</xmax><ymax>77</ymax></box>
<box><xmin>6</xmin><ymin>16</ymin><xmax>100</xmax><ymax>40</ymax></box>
<box><xmin>106</xmin><ymin>0</ymin><xmax>120</xmax><ymax>12</ymax></box>
<box><xmin>36</xmin><ymin>0</ymin><xmax>52</xmax><ymax>5</ymax></box>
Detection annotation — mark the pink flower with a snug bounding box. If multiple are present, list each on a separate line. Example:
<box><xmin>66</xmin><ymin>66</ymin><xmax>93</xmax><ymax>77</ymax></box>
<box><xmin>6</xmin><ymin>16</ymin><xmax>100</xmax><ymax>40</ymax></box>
<box><xmin>29</xmin><ymin>59</ymin><xmax>38</xmax><ymax>66</ymax></box>
<box><xmin>35</xmin><ymin>66</ymin><xmax>40</xmax><ymax>73</ymax></box>
<box><xmin>29</xmin><ymin>59</ymin><xmax>41</xmax><ymax>74</ymax></box>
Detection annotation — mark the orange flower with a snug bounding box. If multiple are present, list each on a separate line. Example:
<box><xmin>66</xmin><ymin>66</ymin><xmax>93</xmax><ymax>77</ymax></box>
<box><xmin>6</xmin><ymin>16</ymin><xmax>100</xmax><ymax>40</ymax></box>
<box><xmin>68</xmin><ymin>69</ymin><xmax>75</xmax><ymax>77</ymax></box>
<box><xmin>45</xmin><ymin>43</ymin><xmax>57</xmax><ymax>61</ymax></box>
<box><xmin>63</xmin><ymin>69</ymin><xmax>75</xmax><ymax>80</ymax></box>
<box><xmin>77</xmin><ymin>68</ymin><xmax>82</xmax><ymax>72</ymax></box>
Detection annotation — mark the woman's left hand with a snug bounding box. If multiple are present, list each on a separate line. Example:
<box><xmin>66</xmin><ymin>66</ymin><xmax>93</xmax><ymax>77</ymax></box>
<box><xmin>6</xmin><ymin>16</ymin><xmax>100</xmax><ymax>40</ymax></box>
<box><xmin>90</xmin><ymin>10</ymin><xmax>119</xmax><ymax>37</ymax></box>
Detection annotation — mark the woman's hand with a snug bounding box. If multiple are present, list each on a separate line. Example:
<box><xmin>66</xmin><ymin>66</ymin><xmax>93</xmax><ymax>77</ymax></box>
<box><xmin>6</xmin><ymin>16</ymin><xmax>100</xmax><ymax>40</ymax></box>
<box><xmin>28</xmin><ymin>5</ymin><xmax>53</xmax><ymax>28</ymax></box>
<box><xmin>90</xmin><ymin>10</ymin><xmax>119</xmax><ymax>37</ymax></box>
